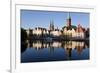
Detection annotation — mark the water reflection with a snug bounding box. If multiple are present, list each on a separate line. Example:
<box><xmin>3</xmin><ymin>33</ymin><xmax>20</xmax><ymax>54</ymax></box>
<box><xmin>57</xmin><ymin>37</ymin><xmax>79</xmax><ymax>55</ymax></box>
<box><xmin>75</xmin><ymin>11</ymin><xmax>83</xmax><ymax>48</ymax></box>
<box><xmin>21</xmin><ymin>40</ymin><xmax>89</xmax><ymax>63</ymax></box>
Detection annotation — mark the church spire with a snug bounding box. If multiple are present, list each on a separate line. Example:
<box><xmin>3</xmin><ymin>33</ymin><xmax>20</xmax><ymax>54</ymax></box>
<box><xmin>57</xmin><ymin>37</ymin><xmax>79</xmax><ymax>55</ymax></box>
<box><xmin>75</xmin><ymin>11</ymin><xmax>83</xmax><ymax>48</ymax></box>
<box><xmin>67</xmin><ymin>12</ymin><xmax>71</xmax><ymax>27</ymax></box>
<box><xmin>50</xmin><ymin>20</ymin><xmax>54</xmax><ymax>30</ymax></box>
<box><xmin>69</xmin><ymin>12</ymin><xmax>71</xmax><ymax>19</ymax></box>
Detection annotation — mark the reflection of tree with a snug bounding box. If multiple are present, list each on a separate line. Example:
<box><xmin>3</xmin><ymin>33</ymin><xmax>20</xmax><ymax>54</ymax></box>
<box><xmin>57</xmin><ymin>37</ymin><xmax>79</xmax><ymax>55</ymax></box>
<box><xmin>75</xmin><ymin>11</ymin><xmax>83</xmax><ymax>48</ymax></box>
<box><xmin>85</xmin><ymin>41</ymin><xmax>90</xmax><ymax>48</ymax></box>
<box><xmin>28</xmin><ymin>40</ymin><xmax>33</xmax><ymax>48</ymax></box>
<box><xmin>21</xmin><ymin>42</ymin><xmax>27</xmax><ymax>53</ymax></box>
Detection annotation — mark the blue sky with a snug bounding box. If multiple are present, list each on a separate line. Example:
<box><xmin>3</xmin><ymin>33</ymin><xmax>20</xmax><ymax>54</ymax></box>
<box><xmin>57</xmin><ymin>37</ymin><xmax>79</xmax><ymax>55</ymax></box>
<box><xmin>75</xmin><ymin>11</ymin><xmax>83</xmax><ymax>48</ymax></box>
<box><xmin>21</xmin><ymin>10</ymin><xmax>89</xmax><ymax>29</ymax></box>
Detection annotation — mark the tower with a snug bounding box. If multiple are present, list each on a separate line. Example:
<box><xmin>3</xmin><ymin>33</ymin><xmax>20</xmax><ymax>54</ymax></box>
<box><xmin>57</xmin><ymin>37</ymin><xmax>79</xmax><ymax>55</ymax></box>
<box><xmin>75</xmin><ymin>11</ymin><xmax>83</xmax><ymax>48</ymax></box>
<box><xmin>49</xmin><ymin>20</ymin><xmax>54</xmax><ymax>31</ymax></box>
<box><xmin>67</xmin><ymin>12</ymin><xmax>71</xmax><ymax>27</ymax></box>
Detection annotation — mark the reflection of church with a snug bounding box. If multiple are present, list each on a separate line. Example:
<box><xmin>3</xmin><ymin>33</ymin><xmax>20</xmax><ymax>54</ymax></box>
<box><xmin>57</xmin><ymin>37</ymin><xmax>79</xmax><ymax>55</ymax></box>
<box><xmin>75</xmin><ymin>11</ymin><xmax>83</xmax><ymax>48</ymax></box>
<box><xmin>63</xmin><ymin>41</ymin><xmax>86</xmax><ymax>59</ymax></box>
<box><xmin>25</xmin><ymin>40</ymin><xmax>87</xmax><ymax>55</ymax></box>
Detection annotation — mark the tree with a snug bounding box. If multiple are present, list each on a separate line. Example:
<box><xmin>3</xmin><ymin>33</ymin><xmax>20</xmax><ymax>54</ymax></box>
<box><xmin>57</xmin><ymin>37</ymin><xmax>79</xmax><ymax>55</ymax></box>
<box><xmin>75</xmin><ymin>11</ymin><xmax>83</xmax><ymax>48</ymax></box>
<box><xmin>21</xmin><ymin>28</ymin><xmax>27</xmax><ymax>41</ymax></box>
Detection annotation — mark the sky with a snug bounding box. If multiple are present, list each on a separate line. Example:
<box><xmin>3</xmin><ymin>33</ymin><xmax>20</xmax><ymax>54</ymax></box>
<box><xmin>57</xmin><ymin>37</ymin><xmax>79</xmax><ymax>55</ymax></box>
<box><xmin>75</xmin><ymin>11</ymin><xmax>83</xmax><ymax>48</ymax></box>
<box><xmin>20</xmin><ymin>10</ymin><xmax>89</xmax><ymax>30</ymax></box>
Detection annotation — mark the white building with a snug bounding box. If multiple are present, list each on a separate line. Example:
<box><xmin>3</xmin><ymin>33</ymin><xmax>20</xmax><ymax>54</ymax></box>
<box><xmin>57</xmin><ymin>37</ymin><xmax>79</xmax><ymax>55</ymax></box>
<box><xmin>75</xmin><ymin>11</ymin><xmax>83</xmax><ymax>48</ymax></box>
<box><xmin>50</xmin><ymin>29</ymin><xmax>62</xmax><ymax>36</ymax></box>
<box><xmin>63</xmin><ymin>24</ymin><xmax>85</xmax><ymax>38</ymax></box>
<box><xmin>32</xmin><ymin>27</ymin><xmax>48</xmax><ymax>35</ymax></box>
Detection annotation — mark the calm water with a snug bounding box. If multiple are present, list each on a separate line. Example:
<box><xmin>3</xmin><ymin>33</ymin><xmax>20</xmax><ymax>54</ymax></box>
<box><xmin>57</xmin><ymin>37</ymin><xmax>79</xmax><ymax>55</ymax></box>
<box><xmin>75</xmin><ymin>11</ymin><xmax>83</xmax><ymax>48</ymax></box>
<box><xmin>21</xmin><ymin>40</ymin><xmax>89</xmax><ymax>63</ymax></box>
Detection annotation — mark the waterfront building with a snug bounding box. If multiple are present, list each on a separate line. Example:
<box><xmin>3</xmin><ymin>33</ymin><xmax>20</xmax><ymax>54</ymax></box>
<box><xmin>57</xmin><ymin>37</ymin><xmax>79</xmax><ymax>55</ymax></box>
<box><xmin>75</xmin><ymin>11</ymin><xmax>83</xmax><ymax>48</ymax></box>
<box><xmin>26</xmin><ymin>29</ymin><xmax>33</xmax><ymax>38</ymax></box>
<box><xmin>75</xmin><ymin>24</ymin><xmax>85</xmax><ymax>38</ymax></box>
<box><xmin>63</xmin><ymin>12</ymin><xmax>76</xmax><ymax>37</ymax></box>
<box><xmin>26</xmin><ymin>13</ymin><xmax>86</xmax><ymax>39</ymax></box>
<box><xmin>26</xmin><ymin>29</ymin><xmax>30</xmax><ymax>35</ymax></box>
<box><xmin>62</xmin><ymin>13</ymin><xmax>85</xmax><ymax>38</ymax></box>
<box><xmin>32</xmin><ymin>27</ymin><xmax>47</xmax><ymax>35</ymax></box>
<box><xmin>50</xmin><ymin>27</ymin><xmax>62</xmax><ymax>36</ymax></box>
<box><xmin>49</xmin><ymin>20</ymin><xmax>62</xmax><ymax>37</ymax></box>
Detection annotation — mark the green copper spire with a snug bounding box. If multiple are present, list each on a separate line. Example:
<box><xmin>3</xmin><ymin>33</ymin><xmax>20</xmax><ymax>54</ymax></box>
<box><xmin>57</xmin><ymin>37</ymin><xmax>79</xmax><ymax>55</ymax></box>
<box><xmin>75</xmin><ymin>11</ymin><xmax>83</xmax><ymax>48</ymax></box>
<box><xmin>69</xmin><ymin>12</ymin><xmax>71</xmax><ymax>19</ymax></box>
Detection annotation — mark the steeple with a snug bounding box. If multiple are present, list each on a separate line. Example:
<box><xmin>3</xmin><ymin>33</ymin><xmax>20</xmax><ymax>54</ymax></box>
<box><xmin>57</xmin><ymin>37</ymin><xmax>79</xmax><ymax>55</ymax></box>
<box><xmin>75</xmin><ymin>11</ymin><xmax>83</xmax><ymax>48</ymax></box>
<box><xmin>50</xmin><ymin>20</ymin><xmax>54</xmax><ymax>30</ymax></box>
<box><xmin>69</xmin><ymin>12</ymin><xmax>71</xmax><ymax>19</ymax></box>
<box><xmin>67</xmin><ymin>12</ymin><xmax>71</xmax><ymax>27</ymax></box>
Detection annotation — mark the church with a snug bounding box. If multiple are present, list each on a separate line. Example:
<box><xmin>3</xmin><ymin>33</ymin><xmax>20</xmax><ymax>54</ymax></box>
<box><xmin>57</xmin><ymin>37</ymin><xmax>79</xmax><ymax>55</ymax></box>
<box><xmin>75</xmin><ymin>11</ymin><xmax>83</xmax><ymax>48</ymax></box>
<box><xmin>62</xmin><ymin>13</ymin><xmax>85</xmax><ymax>38</ymax></box>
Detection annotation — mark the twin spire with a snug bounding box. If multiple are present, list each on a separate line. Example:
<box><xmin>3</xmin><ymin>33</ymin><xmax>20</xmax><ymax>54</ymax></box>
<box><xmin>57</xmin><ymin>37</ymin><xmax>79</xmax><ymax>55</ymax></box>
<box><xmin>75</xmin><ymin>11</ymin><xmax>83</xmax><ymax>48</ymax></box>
<box><xmin>50</xmin><ymin>20</ymin><xmax>54</xmax><ymax>30</ymax></box>
<box><xmin>49</xmin><ymin>12</ymin><xmax>71</xmax><ymax>30</ymax></box>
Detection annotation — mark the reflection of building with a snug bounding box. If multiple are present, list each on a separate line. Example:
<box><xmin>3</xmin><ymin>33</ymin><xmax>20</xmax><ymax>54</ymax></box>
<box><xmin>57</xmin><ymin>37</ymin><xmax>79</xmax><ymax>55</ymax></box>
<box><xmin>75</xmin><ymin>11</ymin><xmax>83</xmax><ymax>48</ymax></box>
<box><xmin>52</xmin><ymin>41</ymin><xmax>62</xmax><ymax>48</ymax></box>
<box><xmin>63</xmin><ymin>41</ymin><xmax>85</xmax><ymax>57</ymax></box>
<box><xmin>75</xmin><ymin>42</ymin><xmax>85</xmax><ymax>54</ymax></box>
<box><xmin>27</xmin><ymin>40</ymin><xmax>86</xmax><ymax>54</ymax></box>
<box><xmin>25</xmin><ymin>40</ymin><xmax>87</xmax><ymax>60</ymax></box>
<box><xmin>65</xmin><ymin>48</ymin><xmax>72</xmax><ymax>59</ymax></box>
<box><xmin>63</xmin><ymin>41</ymin><xmax>86</xmax><ymax>59</ymax></box>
